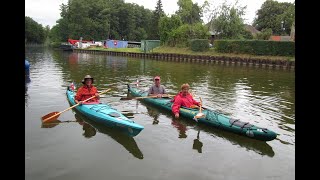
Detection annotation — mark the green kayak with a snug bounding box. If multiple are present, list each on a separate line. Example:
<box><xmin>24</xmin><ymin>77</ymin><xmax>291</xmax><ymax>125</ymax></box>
<box><xmin>127</xmin><ymin>84</ymin><xmax>277</xmax><ymax>141</ymax></box>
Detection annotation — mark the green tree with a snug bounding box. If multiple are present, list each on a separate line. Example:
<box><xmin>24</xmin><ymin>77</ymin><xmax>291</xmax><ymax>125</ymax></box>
<box><xmin>44</xmin><ymin>25</ymin><xmax>50</xmax><ymax>38</ymax></box>
<box><xmin>141</xmin><ymin>8</ymin><xmax>153</xmax><ymax>39</ymax></box>
<box><xmin>176</xmin><ymin>0</ymin><xmax>202</xmax><ymax>24</ymax></box>
<box><xmin>253</xmin><ymin>0</ymin><xmax>295</xmax><ymax>35</ymax></box>
<box><xmin>154</xmin><ymin>0</ymin><xmax>164</xmax><ymax>19</ymax></box>
<box><xmin>25</xmin><ymin>16</ymin><xmax>46</xmax><ymax>44</ymax></box>
<box><xmin>209</xmin><ymin>1</ymin><xmax>247</xmax><ymax>39</ymax></box>
<box><xmin>49</xmin><ymin>25</ymin><xmax>62</xmax><ymax>42</ymax></box>
<box><xmin>50</xmin><ymin>0</ymin><xmax>153</xmax><ymax>42</ymax></box>
<box><xmin>159</xmin><ymin>15</ymin><xmax>183</xmax><ymax>44</ymax></box>
<box><xmin>150</xmin><ymin>0</ymin><xmax>165</xmax><ymax>39</ymax></box>
<box><xmin>168</xmin><ymin>23</ymin><xmax>209</xmax><ymax>47</ymax></box>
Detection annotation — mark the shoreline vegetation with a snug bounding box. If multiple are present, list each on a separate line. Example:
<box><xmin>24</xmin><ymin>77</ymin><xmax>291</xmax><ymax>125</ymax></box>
<box><xmin>26</xmin><ymin>0</ymin><xmax>295</xmax><ymax>65</ymax></box>
<box><xmin>86</xmin><ymin>46</ymin><xmax>295</xmax><ymax>62</ymax></box>
<box><xmin>72</xmin><ymin>46</ymin><xmax>295</xmax><ymax>70</ymax></box>
<box><xmin>25</xmin><ymin>0</ymin><xmax>295</xmax><ymax>67</ymax></box>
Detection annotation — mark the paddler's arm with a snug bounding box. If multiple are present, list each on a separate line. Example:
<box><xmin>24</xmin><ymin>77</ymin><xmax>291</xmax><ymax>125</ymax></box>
<box><xmin>75</xmin><ymin>87</ymin><xmax>84</xmax><ymax>105</ymax></box>
<box><xmin>94</xmin><ymin>87</ymin><xmax>100</xmax><ymax>100</ymax></box>
<box><xmin>147</xmin><ymin>86</ymin><xmax>153</xmax><ymax>96</ymax></box>
<box><xmin>190</xmin><ymin>96</ymin><xmax>201</xmax><ymax>108</ymax></box>
<box><xmin>172</xmin><ymin>99</ymin><xmax>181</xmax><ymax>118</ymax></box>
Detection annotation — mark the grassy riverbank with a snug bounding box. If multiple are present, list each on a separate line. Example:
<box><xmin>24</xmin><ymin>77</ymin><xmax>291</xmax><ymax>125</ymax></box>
<box><xmin>152</xmin><ymin>46</ymin><xmax>295</xmax><ymax>61</ymax></box>
<box><xmin>88</xmin><ymin>46</ymin><xmax>295</xmax><ymax>61</ymax></box>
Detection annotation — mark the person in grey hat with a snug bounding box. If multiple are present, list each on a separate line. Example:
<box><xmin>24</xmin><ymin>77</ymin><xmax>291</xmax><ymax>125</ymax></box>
<box><xmin>75</xmin><ymin>75</ymin><xmax>100</xmax><ymax>104</ymax></box>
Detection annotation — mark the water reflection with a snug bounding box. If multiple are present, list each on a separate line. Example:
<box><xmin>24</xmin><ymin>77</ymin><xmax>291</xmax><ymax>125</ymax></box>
<box><xmin>146</xmin><ymin>106</ymin><xmax>160</xmax><ymax>125</ymax></box>
<box><xmin>41</xmin><ymin>119</ymin><xmax>63</xmax><ymax>128</ymax></box>
<box><xmin>68</xmin><ymin>53</ymin><xmax>79</xmax><ymax>65</ymax></box>
<box><xmin>25</xmin><ymin>48</ymin><xmax>295</xmax><ymax>180</ymax></box>
<box><xmin>139</xmin><ymin>100</ymin><xmax>274</xmax><ymax>157</ymax></box>
<box><xmin>171</xmin><ymin>119</ymin><xmax>188</xmax><ymax>138</ymax></box>
<box><xmin>75</xmin><ymin>115</ymin><xmax>97</xmax><ymax>138</ymax></box>
<box><xmin>73</xmin><ymin>112</ymin><xmax>144</xmax><ymax>159</ymax></box>
<box><xmin>194</xmin><ymin>121</ymin><xmax>275</xmax><ymax>157</ymax></box>
<box><xmin>25</xmin><ymin>76</ymin><xmax>31</xmax><ymax>107</ymax></box>
<box><xmin>192</xmin><ymin>130</ymin><xmax>203</xmax><ymax>153</ymax></box>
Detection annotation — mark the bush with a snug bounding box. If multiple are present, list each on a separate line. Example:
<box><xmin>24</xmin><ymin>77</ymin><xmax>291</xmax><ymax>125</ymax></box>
<box><xmin>166</xmin><ymin>23</ymin><xmax>210</xmax><ymax>47</ymax></box>
<box><xmin>215</xmin><ymin>40</ymin><xmax>294</xmax><ymax>56</ymax></box>
<box><xmin>190</xmin><ymin>39</ymin><xmax>209</xmax><ymax>52</ymax></box>
<box><xmin>256</xmin><ymin>28</ymin><xmax>273</xmax><ymax>40</ymax></box>
<box><xmin>241</xmin><ymin>30</ymin><xmax>254</xmax><ymax>39</ymax></box>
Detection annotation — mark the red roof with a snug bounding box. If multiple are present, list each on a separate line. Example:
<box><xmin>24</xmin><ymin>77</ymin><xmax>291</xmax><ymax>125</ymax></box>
<box><xmin>68</xmin><ymin>38</ymin><xmax>93</xmax><ymax>45</ymax></box>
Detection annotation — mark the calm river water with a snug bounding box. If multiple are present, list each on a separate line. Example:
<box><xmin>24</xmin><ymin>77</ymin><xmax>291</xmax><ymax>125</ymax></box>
<box><xmin>25</xmin><ymin>47</ymin><xmax>295</xmax><ymax>180</ymax></box>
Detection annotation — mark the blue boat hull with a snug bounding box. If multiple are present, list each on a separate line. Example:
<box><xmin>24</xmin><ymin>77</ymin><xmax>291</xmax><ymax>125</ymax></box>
<box><xmin>66</xmin><ymin>87</ymin><xmax>144</xmax><ymax>137</ymax></box>
<box><xmin>25</xmin><ymin>59</ymin><xmax>30</xmax><ymax>77</ymax></box>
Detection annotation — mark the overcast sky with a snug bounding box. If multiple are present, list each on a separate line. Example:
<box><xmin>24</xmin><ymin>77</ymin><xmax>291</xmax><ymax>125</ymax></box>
<box><xmin>25</xmin><ymin>0</ymin><xmax>294</xmax><ymax>28</ymax></box>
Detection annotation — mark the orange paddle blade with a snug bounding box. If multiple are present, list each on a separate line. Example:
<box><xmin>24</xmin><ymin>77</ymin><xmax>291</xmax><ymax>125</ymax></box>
<box><xmin>41</xmin><ymin>112</ymin><xmax>60</xmax><ymax>123</ymax></box>
<box><xmin>41</xmin><ymin>120</ymin><xmax>62</xmax><ymax>128</ymax></box>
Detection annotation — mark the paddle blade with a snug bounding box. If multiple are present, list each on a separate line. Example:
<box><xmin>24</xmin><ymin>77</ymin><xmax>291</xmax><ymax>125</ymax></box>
<box><xmin>41</xmin><ymin>112</ymin><xmax>60</xmax><ymax>123</ymax></box>
<box><xmin>194</xmin><ymin>113</ymin><xmax>205</xmax><ymax>119</ymax></box>
<box><xmin>193</xmin><ymin>112</ymin><xmax>205</xmax><ymax>122</ymax></box>
<box><xmin>41</xmin><ymin>120</ymin><xmax>62</xmax><ymax>128</ymax></box>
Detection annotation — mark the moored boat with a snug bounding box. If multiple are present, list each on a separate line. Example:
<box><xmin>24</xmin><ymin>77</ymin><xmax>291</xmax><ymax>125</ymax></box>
<box><xmin>127</xmin><ymin>84</ymin><xmax>277</xmax><ymax>141</ymax></box>
<box><xmin>59</xmin><ymin>43</ymin><xmax>74</xmax><ymax>51</ymax></box>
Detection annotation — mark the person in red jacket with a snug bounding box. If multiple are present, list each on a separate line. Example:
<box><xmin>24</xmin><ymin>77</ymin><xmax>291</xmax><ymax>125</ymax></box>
<box><xmin>172</xmin><ymin>83</ymin><xmax>201</xmax><ymax>118</ymax></box>
<box><xmin>75</xmin><ymin>75</ymin><xmax>100</xmax><ymax>104</ymax></box>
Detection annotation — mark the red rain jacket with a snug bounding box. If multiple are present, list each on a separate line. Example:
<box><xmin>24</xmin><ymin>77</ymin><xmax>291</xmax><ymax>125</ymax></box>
<box><xmin>75</xmin><ymin>85</ymin><xmax>99</xmax><ymax>103</ymax></box>
<box><xmin>171</xmin><ymin>92</ymin><xmax>200</xmax><ymax>114</ymax></box>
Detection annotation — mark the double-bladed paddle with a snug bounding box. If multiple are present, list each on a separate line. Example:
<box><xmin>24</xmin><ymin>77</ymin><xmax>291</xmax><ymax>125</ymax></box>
<box><xmin>120</xmin><ymin>94</ymin><xmax>174</xmax><ymax>100</ymax></box>
<box><xmin>194</xmin><ymin>97</ymin><xmax>205</xmax><ymax>121</ymax></box>
<box><xmin>41</xmin><ymin>89</ymin><xmax>111</xmax><ymax>123</ymax></box>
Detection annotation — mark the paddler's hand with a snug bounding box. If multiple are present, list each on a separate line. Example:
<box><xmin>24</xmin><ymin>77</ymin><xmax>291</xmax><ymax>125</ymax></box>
<box><xmin>190</xmin><ymin>105</ymin><xmax>199</xmax><ymax>109</ymax></box>
<box><xmin>156</xmin><ymin>94</ymin><xmax>162</xmax><ymax>98</ymax></box>
<box><xmin>175</xmin><ymin>113</ymin><xmax>179</xmax><ymax>118</ymax></box>
<box><xmin>78</xmin><ymin>101</ymin><xmax>83</xmax><ymax>105</ymax></box>
<box><xmin>162</xmin><ymin>94</ymin><xmax>170</xmax><ymax>98</ymax></box>
<box><xmin>95</xmin><ymin>93</ymin><xmax>100</xmax><ymax>99</ymax></box>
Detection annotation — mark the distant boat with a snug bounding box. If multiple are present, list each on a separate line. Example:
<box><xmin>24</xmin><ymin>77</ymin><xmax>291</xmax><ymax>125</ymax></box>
<box><xmin>64</xmin><ymin>38</ymin><xmax>95</xmax><ymax>50</ymax></box>
<box><xmin>59</xmin><ymin>43</ymin><xmax>74</xmax><ymax>51</ymax></box>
